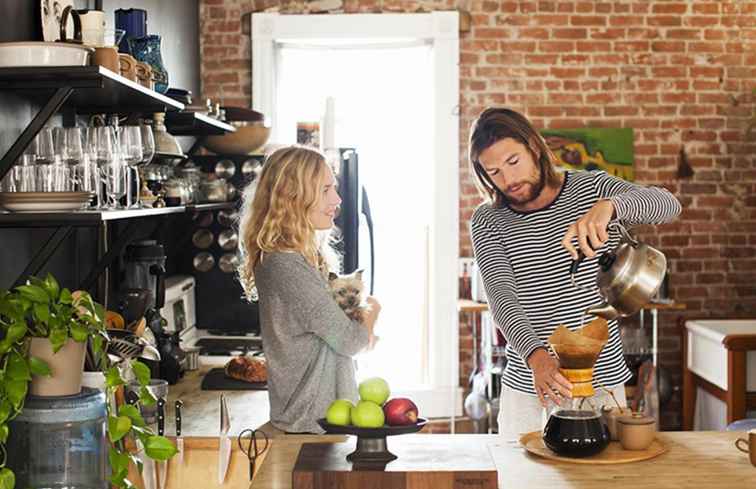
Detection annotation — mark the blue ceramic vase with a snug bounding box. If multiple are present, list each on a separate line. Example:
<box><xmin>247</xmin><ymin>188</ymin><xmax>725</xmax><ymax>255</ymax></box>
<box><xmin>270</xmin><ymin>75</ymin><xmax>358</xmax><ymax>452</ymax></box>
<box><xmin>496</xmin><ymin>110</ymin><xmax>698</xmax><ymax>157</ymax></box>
<box><xmin>130</xmin><ymin>35</ymin><xmax>169</xmax><ymax>94</ymax></box>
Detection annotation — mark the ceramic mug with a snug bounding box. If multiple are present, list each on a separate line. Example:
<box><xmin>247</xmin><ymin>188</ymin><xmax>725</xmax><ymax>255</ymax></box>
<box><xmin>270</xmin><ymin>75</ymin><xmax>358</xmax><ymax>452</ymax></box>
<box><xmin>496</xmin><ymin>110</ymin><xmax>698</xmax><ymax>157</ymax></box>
<box><xmin>118</xmin><ymin>53</ymin><xmax>138</xmax><ymax>82</ymax></box>
<box><xmin>92</xmin><ymin>46</ymin><xmax>119</xmax><ymax>73</ymax></box>
<box><xmin>136</xmin><ymin>61</ymin><xmax>153</xmax><ymax>89</ymax></box>
<box><xmin>735</xmin><ymin>429</ymin><xmax>756</xmax><ymax>467</ymax></box>
<box><xmin>77</xmin><ymin>9</ymin><xmax>105</xmax><ymax>46</ymax></box>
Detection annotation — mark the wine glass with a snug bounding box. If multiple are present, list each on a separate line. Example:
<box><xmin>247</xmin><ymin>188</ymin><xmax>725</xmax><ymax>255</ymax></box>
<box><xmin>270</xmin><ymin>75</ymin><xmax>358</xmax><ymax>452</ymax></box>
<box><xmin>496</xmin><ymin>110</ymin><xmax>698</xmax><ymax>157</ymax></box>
<box><xmin>120</xmin><ymin>125</ymin><xmax>143</xmax><ymax>208</ymax></box>
<box><xmin>102</xmin><ymin>159</ymin><xmax>126</xmax><ymax>209</ymax></box>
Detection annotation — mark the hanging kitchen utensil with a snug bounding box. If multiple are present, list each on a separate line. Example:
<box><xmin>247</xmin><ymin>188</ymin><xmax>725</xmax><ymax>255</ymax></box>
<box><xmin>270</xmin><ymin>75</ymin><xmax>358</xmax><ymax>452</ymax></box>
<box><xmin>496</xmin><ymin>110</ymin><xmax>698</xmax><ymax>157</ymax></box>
<box><xmin>570</xmin><ymin>222</ymin><xmax>667</xmax><ymax>320</ymax></box>
<box><xmin>217</xmin><ymin>210</ymin><xmax>237</xmax><ymax>228</ymax></box>
<box><xmin>241</xmin><ymin>159</ymin><xmax>260</xmax><ymax>177</ymax></box>
<box><xmin>191</xmin><ymin>229</ymin><xmax>214</xmax><ymax>249</ymax></box>
<box><xmin>218</xmin><ymin>253</ymin><xmax>239</xmax><ymax>274</ymax></box>
<box><xmin>217</xmin><ymin>230</ymin><xmax>238</xmax><ymax>251</ymax></box>
<box><xmin>157</xmin><ymin>398</ymin><xmax>167</xmax><ymax>489</ymax></box>
<box><xmin>193</xmin><ymin>252</ymin><xmax>215</xmax><ymax>272</ymax></box>
<box><xmin>215</xmin><ymin>160</ymin><xmax>236</xmax><ymax>179</ymax></box>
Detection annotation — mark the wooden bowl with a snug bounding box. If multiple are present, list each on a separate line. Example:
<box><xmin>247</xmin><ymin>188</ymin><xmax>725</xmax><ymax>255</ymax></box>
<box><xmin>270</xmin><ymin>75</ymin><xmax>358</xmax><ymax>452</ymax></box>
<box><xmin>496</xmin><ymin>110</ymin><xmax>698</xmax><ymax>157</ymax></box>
<box><xmin>202</xmin><ymin>125</ymin><xmax>270</xmax><ymax>155</ymax></box>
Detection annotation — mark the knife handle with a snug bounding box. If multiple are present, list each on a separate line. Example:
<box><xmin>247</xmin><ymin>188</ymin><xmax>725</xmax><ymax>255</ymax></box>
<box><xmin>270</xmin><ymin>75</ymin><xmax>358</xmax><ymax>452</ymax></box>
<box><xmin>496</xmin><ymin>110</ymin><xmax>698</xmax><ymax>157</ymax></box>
<box><xmin>157</xmin><ymin>398</ymin><xmax>166</xmax><ymax>436</ymax></box>
<box><xmin>175</xmin><ymin>400</ymin><xmax>183</xmax><ymax>437</ymax></box>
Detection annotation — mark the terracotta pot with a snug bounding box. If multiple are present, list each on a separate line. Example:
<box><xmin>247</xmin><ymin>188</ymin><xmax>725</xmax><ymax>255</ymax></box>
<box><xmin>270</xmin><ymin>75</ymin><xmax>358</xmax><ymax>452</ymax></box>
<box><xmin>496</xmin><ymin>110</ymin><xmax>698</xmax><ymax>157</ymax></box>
<box><xmin>29</xmin><ymin>337</ymin><xmax>86</xmax><ymax>397</ymax></box>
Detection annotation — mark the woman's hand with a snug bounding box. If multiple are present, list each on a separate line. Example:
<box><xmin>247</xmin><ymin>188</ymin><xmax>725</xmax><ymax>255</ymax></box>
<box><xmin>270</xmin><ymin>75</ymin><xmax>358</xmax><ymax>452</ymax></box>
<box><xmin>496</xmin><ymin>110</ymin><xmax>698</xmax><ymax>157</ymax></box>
<box><xmin>364</xmin><ymin>296</ymin><xmax>381</xmax><ymax>350</ymax></box>
<box><xmin>561</xmin><ymin>199</ymin><xmax>615</xmax><ymax>259</ymax></box>
<box><xmin>527</xmin><ymin>348</ymin><xmax>573</xmax><ymax>407</ymax></box>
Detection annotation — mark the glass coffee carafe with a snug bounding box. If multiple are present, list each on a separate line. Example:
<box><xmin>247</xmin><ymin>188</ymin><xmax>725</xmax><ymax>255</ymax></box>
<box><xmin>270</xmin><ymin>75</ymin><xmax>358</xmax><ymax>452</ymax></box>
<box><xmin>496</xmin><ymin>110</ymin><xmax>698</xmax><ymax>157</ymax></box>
<box><xmin>543</xmin><ymin>319</ymin><xmax>611</xmax><ymax>457</ymax></box>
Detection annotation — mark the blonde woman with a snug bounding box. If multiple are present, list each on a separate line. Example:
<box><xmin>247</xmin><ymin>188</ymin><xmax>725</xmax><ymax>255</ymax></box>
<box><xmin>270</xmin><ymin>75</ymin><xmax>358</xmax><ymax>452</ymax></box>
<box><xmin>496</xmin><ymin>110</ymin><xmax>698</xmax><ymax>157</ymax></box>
<box><xmin>238</xmin><ymin>145</ymin><xmax>381</xmax><ymax>435</ymax></box>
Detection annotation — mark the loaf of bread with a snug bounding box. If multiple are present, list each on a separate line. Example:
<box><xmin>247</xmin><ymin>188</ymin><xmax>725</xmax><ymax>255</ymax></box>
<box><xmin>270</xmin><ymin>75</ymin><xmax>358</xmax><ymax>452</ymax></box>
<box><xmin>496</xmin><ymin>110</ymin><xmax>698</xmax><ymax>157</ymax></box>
<box><xmin>224</xmin><ymin>355</ymin><xmax>267</xmax><ymax>383</ymax></box>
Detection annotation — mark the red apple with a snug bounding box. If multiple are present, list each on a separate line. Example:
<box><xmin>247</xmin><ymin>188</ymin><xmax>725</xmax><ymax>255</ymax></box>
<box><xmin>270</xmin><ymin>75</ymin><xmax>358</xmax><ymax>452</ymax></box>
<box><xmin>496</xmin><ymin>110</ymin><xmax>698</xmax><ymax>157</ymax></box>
<box><xmin>383</xmin><ymin>398</ymin><xmax>419</xmax><ymax>426</ymax></box>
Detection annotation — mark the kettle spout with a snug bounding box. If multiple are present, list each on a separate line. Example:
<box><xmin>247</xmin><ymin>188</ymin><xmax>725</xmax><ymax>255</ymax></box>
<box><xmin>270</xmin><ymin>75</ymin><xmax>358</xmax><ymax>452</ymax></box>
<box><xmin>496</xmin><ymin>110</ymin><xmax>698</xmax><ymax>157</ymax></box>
<box><xmin>586</xmin><ymin>303</ymin><xmax>620</xmax><ymax>320</ymax></box>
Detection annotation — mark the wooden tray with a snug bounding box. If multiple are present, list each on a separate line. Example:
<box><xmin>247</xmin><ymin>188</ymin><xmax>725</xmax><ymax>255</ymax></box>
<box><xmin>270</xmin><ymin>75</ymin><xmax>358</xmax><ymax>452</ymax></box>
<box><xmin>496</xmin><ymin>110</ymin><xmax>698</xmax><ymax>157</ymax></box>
<box><xmin>519</xmin><ymin>431</ymin><xmax>667</xmax><ymax>464</ymax></box>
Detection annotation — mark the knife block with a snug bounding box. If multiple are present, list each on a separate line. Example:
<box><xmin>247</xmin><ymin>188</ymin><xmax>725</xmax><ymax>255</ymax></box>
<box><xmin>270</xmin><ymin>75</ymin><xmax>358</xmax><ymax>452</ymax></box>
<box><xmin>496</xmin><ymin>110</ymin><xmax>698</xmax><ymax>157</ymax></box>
<box><xmin>127</xmin><ymin>436</ymin><xmax>269</xmax><ymax>489</ymax></box>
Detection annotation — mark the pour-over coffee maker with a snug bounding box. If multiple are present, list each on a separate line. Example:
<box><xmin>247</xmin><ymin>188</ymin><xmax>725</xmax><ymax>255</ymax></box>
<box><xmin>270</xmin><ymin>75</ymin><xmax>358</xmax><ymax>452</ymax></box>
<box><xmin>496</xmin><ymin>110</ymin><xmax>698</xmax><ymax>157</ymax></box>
<box><xmin>542</xmin><ymin>318</ymin><xmax>611</xmax><ymax>457</ymax></box>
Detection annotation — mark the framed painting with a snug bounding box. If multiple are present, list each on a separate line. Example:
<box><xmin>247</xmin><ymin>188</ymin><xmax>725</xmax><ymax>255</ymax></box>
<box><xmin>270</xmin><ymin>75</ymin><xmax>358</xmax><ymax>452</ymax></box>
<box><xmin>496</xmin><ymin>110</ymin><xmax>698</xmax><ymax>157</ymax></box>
<box><xmin>540</xmin><ymin>128</ymin><xmax>635</xmax><ymax>181</ymax></box>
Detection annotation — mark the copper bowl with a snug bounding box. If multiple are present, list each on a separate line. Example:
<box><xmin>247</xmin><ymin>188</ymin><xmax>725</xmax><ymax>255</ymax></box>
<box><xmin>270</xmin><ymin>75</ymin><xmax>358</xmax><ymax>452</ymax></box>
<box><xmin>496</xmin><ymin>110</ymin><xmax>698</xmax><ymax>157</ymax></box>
<box><xmin>202</xmin><ymin>124</ymin><xmax>270</xmax><ymax>155</ymax></box>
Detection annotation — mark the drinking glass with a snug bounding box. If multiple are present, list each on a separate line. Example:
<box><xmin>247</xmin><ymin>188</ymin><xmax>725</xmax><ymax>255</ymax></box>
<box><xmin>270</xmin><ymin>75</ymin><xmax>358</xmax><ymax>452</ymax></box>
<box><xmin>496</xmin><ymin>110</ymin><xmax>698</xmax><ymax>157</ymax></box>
<box><xmin>35</xmin><ymin>128</ymin><xmax>55</xmax><ymax>165</ymax></box>
<box><xmin>120</xmin><ymin>125</ymin><xmax>143</xmax><ymax>208</ymax></box>
<box><xmin>102</xmin><ymin>159</ymin><xmax>126</xmax><ymax>209</ymax></box>
<box><xmin>64</xmin><ymin>127</ymin><xmax>85</xmax><ymax>165</ymax></box>
<box><xmin>37</xmin><ymin>156</ymin><xmax>70</xmax><ymax>192</ymax></box>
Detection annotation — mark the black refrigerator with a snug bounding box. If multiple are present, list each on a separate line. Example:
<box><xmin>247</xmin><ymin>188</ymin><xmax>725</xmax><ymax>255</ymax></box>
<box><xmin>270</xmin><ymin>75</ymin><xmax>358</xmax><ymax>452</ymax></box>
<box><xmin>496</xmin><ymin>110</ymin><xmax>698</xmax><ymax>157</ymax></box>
<box><xmin>334</xmin><ymin>148</ymin><xmax>375</xmax><ymax>294</ymax></box>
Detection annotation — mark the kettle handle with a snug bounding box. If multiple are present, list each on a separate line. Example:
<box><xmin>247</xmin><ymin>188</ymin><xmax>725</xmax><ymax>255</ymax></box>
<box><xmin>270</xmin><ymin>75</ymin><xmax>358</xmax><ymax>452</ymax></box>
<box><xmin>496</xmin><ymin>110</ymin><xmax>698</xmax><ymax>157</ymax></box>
<box><xmin>568</xmin><ymin>221</ymin><xmax>630</xmax><ymax>280</ymax></box>
<box><xmin>59</xmin><ymin>6</ymin><xmax>83</xmax><ymax>44</ymax></box>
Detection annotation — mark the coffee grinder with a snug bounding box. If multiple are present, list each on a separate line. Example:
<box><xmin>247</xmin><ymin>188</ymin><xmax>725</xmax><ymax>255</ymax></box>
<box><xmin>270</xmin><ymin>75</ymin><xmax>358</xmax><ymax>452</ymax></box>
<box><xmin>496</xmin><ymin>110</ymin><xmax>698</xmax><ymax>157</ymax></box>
<box><xmin>124</xmin><ymin>240</ymin><xmax>186</xmax><ymax>384</ymax></box>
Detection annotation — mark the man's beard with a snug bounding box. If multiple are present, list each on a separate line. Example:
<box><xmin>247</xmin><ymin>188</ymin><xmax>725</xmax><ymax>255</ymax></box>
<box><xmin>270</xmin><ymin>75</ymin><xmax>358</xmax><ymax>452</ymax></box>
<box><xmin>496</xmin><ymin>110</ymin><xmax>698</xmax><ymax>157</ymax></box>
<box><xmin>499</xmin><ymin>167</ymin><xmax>547</xmax><ymax>206</ymax></box>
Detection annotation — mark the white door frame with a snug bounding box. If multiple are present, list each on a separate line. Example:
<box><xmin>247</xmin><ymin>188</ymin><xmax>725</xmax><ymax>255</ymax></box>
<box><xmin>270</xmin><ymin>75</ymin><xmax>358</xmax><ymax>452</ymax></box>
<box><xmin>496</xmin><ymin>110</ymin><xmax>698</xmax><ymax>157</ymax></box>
<box><xmin>251</xmin><ymin>12</ymin><xmax>461</xmax><ymax>418</ymax></box>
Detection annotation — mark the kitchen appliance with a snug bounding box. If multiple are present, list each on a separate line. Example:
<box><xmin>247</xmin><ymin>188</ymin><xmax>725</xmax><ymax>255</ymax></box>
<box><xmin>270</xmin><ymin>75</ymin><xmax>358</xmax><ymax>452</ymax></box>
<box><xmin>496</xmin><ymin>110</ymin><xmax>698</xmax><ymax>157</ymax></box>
<box><xmin>7</xmin><ymin>387</ymin><xmax>108</xmax><ymax>489</ymax></box>
<box><xmin>570</xmin><ymin>222</ymin><xmax>667</xmax><ymax>320</ymax></box>
<box><xmin>471</xmin><ymin>260</ymin><xmax>487</xmax><ymax>303</ymax></box>
<box><xmin>161</xmin><ymin>275</ymin><xmax>196</xmax><ymax>335</ymax></box>
<box><xmin>334</xmin><ymin>148</ymin><xmax>375</xmax><ymax>293</ymax></box>
<box><xmin>115</xmin><ymin>8</ymin><xmax>147</xmax><ymax>54</ymax></box>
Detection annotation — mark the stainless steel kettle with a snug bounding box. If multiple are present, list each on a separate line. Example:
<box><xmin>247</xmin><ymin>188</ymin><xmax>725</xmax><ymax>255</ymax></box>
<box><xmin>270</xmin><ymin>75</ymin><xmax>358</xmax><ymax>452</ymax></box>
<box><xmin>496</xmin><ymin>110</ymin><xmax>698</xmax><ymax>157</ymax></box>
<box><xmin>570</xmin><ymin>223</ymin><xmax>667</xmax><ymax>320</ymax></box>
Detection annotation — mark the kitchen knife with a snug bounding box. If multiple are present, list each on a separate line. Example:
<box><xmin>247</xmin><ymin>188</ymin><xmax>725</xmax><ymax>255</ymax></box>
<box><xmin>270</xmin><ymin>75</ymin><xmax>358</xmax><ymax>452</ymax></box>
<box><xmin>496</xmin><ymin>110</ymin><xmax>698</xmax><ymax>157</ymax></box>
<box><xmin>218</xmin><ymin>394</ymin><xmax>231</xmax><ymax>485</ymax></box>
<box><xmin>175</xmin><ymin>400</ymin><xmax>184</xmax><ymax>466</ymax></box>
<box><xmin>157</xmin><ymin>398</ymin><xmax>167</xmax><ymax>489</ymax></box>
<box><xmin>128</xmin><ymin>393</ymin><xmax>157</xmax><ymax>489</ymax></box>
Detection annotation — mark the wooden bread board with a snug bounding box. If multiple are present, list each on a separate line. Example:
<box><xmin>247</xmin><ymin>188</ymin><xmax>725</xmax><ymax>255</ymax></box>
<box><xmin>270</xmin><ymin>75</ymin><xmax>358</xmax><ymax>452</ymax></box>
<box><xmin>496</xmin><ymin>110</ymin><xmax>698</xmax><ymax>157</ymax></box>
<box><xmin>519</xmin><ymin>431</ymin><xmax>667</xmax><ymax>464</ymax></box>
<box><xmin>292</xmin><ymin>436</ymin><xmax>497</xmax><ymax>489</ymax></box>
<box><xmin>127</xmin><ymin>435</ymin><xmax>270</xmax><ymax>489</ymax></box>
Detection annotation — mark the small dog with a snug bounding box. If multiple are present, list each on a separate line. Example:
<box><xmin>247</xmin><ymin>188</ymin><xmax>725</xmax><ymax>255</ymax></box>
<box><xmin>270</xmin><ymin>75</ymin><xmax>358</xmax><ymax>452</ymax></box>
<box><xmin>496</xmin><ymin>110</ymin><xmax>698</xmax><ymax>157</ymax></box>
<box><xmin>328</xmin><ymin>269</ymin><xmax>367</xmax><ymax>323</ymax></box>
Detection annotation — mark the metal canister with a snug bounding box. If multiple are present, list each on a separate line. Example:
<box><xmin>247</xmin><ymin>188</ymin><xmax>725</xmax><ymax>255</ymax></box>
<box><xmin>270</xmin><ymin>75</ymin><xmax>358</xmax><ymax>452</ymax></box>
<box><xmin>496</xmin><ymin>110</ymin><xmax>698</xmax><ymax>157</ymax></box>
<box><xmin>7</xmin><ymin>387</ymin><xmax>108</xmax><ymax>489</ymax></box>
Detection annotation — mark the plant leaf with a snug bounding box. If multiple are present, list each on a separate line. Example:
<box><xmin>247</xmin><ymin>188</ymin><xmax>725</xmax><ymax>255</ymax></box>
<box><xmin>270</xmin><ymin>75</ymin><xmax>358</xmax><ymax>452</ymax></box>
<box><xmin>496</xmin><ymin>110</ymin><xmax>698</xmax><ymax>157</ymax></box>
<box><xmin>49</xmin><ymin>327</ymin><xmax>68</xmax><ymax>353</ymax></box>
<box><xmin>33</xmin><ymin>303</ymin><xmax>50</xmax><ymax>324</ymax></box>
<box><xmin>29</xmin><ymin>356</ymin><xmax>51</xmax><ymax>377</ymax></box>
<box><xmin>0</xmin><ymin>467</ymin><xmax>15</xmax><ymax>489</ymax></box>
<box><xmin>6</xmin><ymin>379</ymin><xmax>28</xmax><ymax>409</ymax></box>
<box><xmin>59</xmin><ymin>288</ymin><xmax>73</xmax><ymax>305</ymax></box>
<box><xmin>5</xmin><ymin>323</ymin><xmax>27</xmax><ymax>344</ymax></box>
<box><xmin>139</xmin><ymin>386</ymin><xmax>156</xmax><ymax>406</ymax></box>
<box><xmin>105</xmin><ymin>366</ymin><xmax>125</xmax><ymax>388</ymax></box>
<box><xmin>132</xmin><ymin>361</ymin><xmax>151</xmax><ymax>386</ymax></box>
<box><xmin>143</xmin><ymin>435</ymin><xmax>178</xmax><ymax>460</ymax></box>
<box><xmin>108</xmin><ymin>415</ymin><xmax>132</xmax><ymax>443</ymax></box>
<box><xmin>108</xmin><ymin>446</ymin><xmax>131</xmax><ymax>487</ymax></box>
<box><xmin>0</xmin><ymin>424</ymin><xmax>8</xmax><ymax>443</ymax></box>
<box><xmin>0</xmin><ymin>400</ymin><xmax>11</xmax><ymax>424</ymax></box>
<box><xmin>7</xmin><ymin>351</ymin><xmax>30</xmax><ymax>381</ymax></box>
<box><xmin>16</xmin><ymin>284</ymin><xmax>50</xmax><ymax>304</ymax></box>
<box><xmin>70</xmin><ymin>323</ymin><xmax>89</xmax><ymax>343</ymax></box>
<box><xmin>44</xmin><ymin>273</ymin><xmax>60</xmax><ymax>301</ymax></box>
<box><xmin>119</xmin><ymin>404</ymin><xmax>146</xmax><ymax>428</ymax></box>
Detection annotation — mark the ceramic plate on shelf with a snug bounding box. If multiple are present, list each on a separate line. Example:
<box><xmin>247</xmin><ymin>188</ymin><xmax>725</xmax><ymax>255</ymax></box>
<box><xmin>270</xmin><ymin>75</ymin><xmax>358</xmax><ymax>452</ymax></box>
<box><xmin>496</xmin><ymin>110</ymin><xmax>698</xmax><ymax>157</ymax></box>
<box><xmin>0</xmin><ymin>200</ymin><xmax>89</xmax><ymax>212</ymax></box>
<box><xmin>0</xmin><ymin>191</ymin><xmax>93</xmax><ymax>201</ymax></box>
<box><xmin>40</xmin><ymin>0</ymin><xmax>75</xmax><ymax>42</ymax></box>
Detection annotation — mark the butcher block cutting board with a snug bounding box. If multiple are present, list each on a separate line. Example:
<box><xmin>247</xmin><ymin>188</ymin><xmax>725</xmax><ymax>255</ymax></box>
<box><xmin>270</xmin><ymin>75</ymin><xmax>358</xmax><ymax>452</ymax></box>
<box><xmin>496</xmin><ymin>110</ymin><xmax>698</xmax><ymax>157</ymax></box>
<box><xmin>292</xmin><ymin>435</ymin><xmax>497</xmax><ymax>489</ymax></box>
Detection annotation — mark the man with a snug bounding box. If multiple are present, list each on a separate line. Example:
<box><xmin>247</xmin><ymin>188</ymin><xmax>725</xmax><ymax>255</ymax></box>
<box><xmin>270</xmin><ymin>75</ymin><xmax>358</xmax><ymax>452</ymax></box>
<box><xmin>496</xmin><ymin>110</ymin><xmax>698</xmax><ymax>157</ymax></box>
<box><xmin>469</xmin><ymin>108</ymin><xmax>681</xmax><ymax>439</ymax></box>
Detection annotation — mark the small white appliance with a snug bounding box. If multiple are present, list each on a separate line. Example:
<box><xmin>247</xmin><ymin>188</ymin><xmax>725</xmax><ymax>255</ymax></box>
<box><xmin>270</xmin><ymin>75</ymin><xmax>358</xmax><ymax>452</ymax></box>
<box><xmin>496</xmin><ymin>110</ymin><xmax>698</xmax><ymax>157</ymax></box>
<box><xmin>161</xmin><ymin>275</ymin><xmax>196</xmax><ymax>334</ymax></box>
<box><xmin>471</xmin><ymin>261</ymin><xmax>488</xmax><ymax>304</ymax></box>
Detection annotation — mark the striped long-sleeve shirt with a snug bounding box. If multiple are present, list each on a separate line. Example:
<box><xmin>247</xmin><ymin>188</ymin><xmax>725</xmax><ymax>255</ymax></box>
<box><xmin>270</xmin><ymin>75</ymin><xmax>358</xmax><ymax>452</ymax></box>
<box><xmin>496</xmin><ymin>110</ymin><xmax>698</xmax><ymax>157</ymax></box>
<box><xmin>470</xmin><ymin>170</ymin><xmax>682</xmax><ymax>395</ymax></box>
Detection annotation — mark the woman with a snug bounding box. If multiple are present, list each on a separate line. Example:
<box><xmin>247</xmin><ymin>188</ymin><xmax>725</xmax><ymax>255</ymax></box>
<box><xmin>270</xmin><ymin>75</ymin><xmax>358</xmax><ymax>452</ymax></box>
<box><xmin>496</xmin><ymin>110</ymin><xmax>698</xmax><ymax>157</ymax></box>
<box><xmin>238</xmin><ymin>145</ymin><xmax>381</xmax><ymax>435</ymax></box>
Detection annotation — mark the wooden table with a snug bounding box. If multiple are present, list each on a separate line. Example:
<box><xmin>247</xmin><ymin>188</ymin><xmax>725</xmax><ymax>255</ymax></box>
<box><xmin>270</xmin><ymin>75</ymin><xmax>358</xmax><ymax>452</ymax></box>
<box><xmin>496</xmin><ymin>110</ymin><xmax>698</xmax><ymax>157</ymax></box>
<box><xmin>251</xmin><ymin>432</ymin><xmax>756</xmax><ymax>489</ymax></box>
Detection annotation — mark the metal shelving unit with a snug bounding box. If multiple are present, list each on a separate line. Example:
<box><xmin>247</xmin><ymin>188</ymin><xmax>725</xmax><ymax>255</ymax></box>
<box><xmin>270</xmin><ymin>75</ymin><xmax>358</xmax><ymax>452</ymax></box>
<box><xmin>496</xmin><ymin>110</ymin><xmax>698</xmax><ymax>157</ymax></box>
<box><xmin>0</xmin><ymin>66</ymin><xmax>236</xmax><ymax>295</ymax></box>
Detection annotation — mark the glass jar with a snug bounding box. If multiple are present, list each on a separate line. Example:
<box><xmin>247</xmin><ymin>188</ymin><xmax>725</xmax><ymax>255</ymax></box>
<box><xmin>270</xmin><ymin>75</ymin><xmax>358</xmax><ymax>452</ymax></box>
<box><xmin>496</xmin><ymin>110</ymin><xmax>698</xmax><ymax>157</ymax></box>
<box><xmin>543</xmin><ymin>395</ymin><xmax>609</xmax><ymax>457</ymax></box>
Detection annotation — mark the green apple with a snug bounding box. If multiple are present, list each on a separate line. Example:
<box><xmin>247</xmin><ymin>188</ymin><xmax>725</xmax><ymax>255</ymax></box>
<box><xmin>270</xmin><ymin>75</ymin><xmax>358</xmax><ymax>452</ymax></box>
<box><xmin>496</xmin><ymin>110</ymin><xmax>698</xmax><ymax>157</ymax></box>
<box><xmin>326</xmin><ymin>399</ymin><xmax>354</xmax><ymax>426</ymax></box>
<box><xmin>351</xmin><ymin>400</ymin><xmax>385</xmax><ymax>428</ymax></box>
<box><xmin>359</xmin><ymin>377</ymin><xmax>390</xmax><ymax>405</ymax></box>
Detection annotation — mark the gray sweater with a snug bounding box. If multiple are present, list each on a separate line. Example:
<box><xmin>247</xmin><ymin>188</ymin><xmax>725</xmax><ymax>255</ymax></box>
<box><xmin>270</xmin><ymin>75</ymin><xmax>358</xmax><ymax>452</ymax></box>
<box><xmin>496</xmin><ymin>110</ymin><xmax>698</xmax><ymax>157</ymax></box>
<box><xmin>254</xmin><ymin>252</ymin><xmax>369</xmax><ymax>433</ymax></box>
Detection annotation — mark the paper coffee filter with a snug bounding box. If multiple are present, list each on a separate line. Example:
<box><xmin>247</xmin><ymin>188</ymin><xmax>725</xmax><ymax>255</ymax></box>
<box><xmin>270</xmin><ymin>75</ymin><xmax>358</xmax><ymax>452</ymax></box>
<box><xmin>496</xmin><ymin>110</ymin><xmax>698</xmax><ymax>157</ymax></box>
<box><xmin>548</xmin><ymin>318</ymin><xmax>609</xmax><ymax>369</ymax></box>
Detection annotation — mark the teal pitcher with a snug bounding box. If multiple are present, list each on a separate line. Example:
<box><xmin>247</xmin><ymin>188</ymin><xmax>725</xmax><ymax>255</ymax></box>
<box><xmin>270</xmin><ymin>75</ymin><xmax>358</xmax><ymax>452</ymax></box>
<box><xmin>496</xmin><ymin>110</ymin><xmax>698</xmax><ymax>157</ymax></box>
<box><xmin>130</xmin><ymin>35</ymin><xmax>169</xmax><ymax>93</ymax></box>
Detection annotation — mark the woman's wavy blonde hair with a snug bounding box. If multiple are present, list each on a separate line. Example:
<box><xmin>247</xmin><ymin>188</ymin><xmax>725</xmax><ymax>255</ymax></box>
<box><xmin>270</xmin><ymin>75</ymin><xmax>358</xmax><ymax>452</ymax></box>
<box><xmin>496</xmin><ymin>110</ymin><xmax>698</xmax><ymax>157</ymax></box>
<box><xmin>238</xmin><ymin>145</ymin><xmax>339</xmax><ymax>301</ymax></box>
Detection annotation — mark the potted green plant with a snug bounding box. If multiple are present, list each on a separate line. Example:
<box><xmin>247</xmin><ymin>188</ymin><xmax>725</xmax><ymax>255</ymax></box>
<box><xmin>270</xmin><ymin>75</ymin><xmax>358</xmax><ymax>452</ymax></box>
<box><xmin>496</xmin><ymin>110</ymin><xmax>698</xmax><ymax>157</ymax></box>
<box><xmin>0</xmin><ymin>273</ymin><xmax>176</xmax><ymax>489</ymax></box>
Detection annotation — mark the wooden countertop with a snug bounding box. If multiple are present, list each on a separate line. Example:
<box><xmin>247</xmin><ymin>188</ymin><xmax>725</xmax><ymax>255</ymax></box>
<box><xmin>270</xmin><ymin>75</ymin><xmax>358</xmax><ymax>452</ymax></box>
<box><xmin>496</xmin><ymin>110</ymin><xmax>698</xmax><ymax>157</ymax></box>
<box><xmin>252</xmin><ymin>432</ymin><xmax>755</xmax><ymax>488</ymax></box>
<box><xmin>164</xmin><ymin>361</ymin><xmax>270</xmax><ymax>436</ymax></box>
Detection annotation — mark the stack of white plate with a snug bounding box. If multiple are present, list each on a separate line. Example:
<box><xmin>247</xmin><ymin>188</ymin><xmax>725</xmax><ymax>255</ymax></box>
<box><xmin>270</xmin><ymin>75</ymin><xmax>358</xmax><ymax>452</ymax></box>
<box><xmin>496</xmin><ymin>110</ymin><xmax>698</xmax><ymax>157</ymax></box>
<box><xmin>0</xmin><ymin>192</ymin><xmax>94</xmax><ymax>212</ymax></box>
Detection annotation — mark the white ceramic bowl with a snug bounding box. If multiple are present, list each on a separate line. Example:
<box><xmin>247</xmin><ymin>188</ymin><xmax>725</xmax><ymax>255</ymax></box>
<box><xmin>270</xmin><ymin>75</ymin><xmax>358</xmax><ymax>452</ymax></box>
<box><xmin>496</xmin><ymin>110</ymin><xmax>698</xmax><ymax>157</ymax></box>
<box><xmin>0</xmin><ymin>42</ymin><xmax>93</xmax><ymax>67</ymax></box>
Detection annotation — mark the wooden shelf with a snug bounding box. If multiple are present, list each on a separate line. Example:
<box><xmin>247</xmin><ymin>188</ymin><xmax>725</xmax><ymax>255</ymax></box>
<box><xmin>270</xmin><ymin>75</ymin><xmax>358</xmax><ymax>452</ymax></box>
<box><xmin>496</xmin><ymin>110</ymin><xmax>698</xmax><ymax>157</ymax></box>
<box><xmin>165</xmin><ymin>111</ymin><xmax>235</xmax><ymax>136</ymax></box>
<box><xmin>0</xmin><ymin>65</ymin><xmax>184</xmax><ymax>114</ymax></box>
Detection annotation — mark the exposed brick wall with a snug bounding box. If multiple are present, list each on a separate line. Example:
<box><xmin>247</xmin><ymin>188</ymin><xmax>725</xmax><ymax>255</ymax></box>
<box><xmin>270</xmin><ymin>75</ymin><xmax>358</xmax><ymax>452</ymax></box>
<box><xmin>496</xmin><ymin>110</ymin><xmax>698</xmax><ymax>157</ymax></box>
<box><xmin>200</xmin><ymin>0</ymin><xmax>756</xmax><ymax>429</ymax></box>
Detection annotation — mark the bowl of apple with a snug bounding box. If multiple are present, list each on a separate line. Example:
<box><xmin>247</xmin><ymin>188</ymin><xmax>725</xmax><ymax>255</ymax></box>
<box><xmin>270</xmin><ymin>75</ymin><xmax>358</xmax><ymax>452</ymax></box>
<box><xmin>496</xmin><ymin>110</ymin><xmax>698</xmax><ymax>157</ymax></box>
<box><xmin>318</xmin><ymin>377</ymin><xmax>426</xmax><ymax>463</ymax></box>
